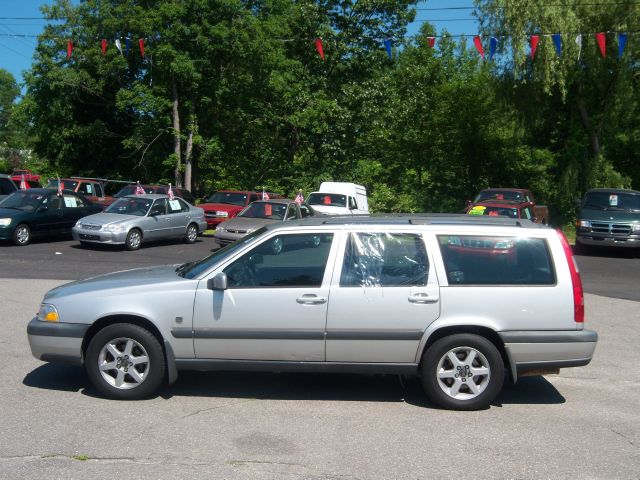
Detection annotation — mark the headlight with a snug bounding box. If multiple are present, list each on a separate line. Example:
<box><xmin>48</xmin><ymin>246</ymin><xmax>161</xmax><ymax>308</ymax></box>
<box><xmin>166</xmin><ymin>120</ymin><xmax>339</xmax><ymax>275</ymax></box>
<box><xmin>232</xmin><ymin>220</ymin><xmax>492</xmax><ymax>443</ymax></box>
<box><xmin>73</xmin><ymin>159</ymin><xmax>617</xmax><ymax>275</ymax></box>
<box><xmin>215</xmin><ymin>211</ymin><xmax>229</xmax><ymax>217</ymax></box>
<box><xmin>633</xmin><ymin>223</ymin><xmax>640</xmax><ymax>233</ymax></box>
<box><xmin>75</xmin><ymin>220</ymin><xmax>82</xmax><ymax>227</ymax></box>
<box><xmin>577</xmin><ymin>220</ymin><xmax>591</xmax><ymax>228</ymax></box>
<box><xmin>37</xmin><ymin>304</ymin><xmax>59</xmax><ymax>322</ymax></box>
<box><xmin>216</xmin><ymin>226</ymin><xmax>226</xmax><ymax>233</ymax></box>
<box><xmin>103</xmin><ymin>224</ymin><xmax>125</xmax><ymax>233</ymax></box>
<box><xmin>0</xmin><ymin>218</ymin><xmax>11</xmax><ymax>226</ymax></box>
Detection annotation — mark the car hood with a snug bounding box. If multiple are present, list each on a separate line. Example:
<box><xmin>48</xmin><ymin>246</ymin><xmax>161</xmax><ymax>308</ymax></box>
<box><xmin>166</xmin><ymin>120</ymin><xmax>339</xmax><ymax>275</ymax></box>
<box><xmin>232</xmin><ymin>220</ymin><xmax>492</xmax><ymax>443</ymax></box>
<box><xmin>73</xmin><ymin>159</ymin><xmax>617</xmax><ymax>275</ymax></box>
<box><xmin>79</xmin><ymin>212</ymin><xmax>141</xmax><ymax>226</ymax></box>
<box><xmin>0</xmin><ymin>207</ymin><xmax>25</xmax><ymax>218</ymax></box>
<box><xmin>200</xmin><ymin>202</ymin><xmax>244</xmax><ymax>212</ymax></box>
<box><xmin>44</xmin><ymin>264</ymin><xmax>183</xmax><ymax>300</ymax></box>
<box><xmin>220</xmin><ymin>216</ymin><xmax>279</xmax><ymax>230</ymax></box>
<box><xmin>580</xmin><ymin>208</ymin><xmax>640</xmax><ymax>222</ymax></box>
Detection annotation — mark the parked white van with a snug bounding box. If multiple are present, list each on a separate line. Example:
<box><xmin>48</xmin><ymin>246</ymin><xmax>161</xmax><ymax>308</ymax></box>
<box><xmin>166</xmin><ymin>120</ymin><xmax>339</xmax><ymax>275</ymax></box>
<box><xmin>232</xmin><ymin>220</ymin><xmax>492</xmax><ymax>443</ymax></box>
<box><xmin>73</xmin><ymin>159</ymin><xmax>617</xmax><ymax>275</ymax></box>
<box><xmin>307</xmin><ymin>182</ymin><xmax>369</xmax><ymax>215</ymax></box>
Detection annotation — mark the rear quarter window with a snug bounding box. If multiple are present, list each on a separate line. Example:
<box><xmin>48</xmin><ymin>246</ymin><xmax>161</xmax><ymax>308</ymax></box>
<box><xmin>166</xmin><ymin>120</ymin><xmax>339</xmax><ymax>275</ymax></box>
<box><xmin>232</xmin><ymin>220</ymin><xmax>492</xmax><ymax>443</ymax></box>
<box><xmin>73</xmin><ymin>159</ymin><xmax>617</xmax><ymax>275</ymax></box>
<box><xmin>438</xmin><ymin>235</ymin><xmax>555</xmax><ymax>285</ymax></box>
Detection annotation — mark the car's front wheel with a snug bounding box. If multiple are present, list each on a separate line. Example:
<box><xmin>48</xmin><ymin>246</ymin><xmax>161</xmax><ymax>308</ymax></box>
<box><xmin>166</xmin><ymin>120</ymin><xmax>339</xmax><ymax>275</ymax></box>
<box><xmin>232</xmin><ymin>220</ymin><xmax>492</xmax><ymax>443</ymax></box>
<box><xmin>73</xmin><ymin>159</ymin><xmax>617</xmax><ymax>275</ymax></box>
<box><xmin>13</xmin><ymin>224</ymin><xmax>31</xmax><ymax>246</ymax></box>
<box><xmin>421</xmin><ymin>334</ymin><xmax>504</xmax><ymax>410</ymax></box>
<box><xmin>125</xmin><ymin>229</ymin><xmax>142</xmax><ymax>250</ymax></box>
<box><xmin>185</xmin><ymin>223</ymin><xmax>198</xmax><ymax>244</ymax></box>
<box><xmin>85</xmin><ymin>323</ymin><xmax>165</xmax><ymax>400</ymax></box>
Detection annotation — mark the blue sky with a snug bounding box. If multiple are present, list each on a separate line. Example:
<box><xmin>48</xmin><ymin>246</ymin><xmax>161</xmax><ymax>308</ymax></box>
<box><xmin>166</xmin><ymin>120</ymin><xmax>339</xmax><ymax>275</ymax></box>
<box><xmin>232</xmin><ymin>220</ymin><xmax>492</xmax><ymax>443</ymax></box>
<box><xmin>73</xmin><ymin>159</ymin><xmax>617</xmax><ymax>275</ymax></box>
<box><xmin>0</xmin><ymin>0</ymin><xmax>477</xmax><ymax>87</ymax></box>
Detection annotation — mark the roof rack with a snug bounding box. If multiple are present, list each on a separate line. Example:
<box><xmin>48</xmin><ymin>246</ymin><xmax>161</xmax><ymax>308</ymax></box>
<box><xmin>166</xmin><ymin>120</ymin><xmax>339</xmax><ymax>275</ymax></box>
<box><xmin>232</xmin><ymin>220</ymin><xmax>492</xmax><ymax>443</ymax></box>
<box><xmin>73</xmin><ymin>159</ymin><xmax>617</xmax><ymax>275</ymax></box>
<box><xmin>305</xmin><ymin>214</ymin><xmax>540</xmax><ymax>228</ymax></box>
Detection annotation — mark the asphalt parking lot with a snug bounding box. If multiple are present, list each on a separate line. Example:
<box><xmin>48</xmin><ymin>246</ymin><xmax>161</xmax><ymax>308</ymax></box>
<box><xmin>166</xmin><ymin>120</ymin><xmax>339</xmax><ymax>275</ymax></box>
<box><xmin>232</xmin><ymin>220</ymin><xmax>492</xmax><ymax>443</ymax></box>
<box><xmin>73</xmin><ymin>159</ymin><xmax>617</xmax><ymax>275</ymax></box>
<box><xmin>1</xmin><ymin>238</ymin><xmax>639</xmax><ymax>479</ymax></box>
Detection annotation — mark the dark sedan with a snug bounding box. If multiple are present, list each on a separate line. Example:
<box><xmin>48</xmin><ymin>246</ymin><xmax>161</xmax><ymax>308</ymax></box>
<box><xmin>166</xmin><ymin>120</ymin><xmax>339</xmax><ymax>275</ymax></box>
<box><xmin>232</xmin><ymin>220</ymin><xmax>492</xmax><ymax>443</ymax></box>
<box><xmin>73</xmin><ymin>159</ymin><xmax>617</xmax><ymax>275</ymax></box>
<box><xmin>0</xmin><ymin>189</ymin><xmax>102</xmax><ymax>246</ymax></box>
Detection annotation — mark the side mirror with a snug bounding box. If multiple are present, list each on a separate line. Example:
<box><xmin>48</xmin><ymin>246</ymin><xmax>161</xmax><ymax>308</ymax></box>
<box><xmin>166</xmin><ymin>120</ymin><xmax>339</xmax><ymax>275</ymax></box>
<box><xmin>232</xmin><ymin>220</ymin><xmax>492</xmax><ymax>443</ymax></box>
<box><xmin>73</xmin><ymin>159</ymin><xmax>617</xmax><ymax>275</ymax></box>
<box><xmin>207</xmin><ymin>272</ymin><xmax>228</xmax><ymax>291</ymax></box>
<box><xmin>149</xmin><ymin>208</ymin><xmax>161</xmax><ymax>217</ymax></box>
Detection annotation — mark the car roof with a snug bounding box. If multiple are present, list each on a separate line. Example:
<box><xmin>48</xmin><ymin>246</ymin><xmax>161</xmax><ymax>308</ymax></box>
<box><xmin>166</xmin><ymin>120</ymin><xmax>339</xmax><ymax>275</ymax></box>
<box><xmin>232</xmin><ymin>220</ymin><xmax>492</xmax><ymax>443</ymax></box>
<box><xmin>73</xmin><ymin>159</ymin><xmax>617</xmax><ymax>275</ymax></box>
<box><xmin>472</xmin><ymin>199</ymin><xmax>531</xmax><ymax>207</ymax></box>
<box><xmin>261</xmin><ymin>214</ymin><xmax>544</xmax><ymax>231</ymax></box>
<box><xmin>586</xmin><ymin>188</ymin><xmax>640</xmax><ymax>195</ymax></box>
<box><xmin>121</xmin><ymin>194</ymin><xmax>179</xmax><ymax>200</ymax></box>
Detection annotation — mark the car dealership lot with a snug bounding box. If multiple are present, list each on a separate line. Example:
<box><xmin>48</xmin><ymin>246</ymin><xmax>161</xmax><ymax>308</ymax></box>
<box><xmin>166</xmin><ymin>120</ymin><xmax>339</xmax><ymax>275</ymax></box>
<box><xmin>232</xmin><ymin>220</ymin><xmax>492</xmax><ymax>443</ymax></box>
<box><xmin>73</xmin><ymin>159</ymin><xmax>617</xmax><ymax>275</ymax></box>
<box><xmin>0</xmin><ymin>241</ymin><xmax>639</xmax><ymax>478</ymax></box>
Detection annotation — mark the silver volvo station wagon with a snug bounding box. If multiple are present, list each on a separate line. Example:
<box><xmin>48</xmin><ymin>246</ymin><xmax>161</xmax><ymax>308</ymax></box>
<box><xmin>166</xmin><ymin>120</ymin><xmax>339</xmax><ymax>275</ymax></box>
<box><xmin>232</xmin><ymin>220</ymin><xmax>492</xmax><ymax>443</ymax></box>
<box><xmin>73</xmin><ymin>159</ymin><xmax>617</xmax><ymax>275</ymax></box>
<box><xmin>28</xmin><ymin>215</ymin><xmax>597</xmax><ymax>410</ymax></box>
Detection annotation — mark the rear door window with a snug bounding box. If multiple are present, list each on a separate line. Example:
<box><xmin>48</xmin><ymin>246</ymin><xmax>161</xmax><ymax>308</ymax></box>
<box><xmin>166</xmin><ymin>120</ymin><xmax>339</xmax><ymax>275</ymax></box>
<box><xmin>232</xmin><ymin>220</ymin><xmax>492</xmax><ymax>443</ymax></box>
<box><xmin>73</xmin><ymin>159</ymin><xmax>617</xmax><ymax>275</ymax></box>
<box><xmin>438</xmin><ymin>235</ymin><xmax>555</xmax><ymax>285</ymax></box>
<box><xmin>341</xmin><ymin>232</ymin><xmax>429</xmax><ymax>287</ymax></box>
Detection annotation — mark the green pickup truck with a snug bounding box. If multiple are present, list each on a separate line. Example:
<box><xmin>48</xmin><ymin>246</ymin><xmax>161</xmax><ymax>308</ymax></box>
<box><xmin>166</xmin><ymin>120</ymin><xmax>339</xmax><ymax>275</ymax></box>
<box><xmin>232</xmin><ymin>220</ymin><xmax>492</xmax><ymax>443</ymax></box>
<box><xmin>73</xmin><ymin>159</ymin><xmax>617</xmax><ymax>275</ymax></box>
<box><xmin>575</xmin><ymin>188</ymin><xmax>640</xmax><ymax>252</ymax></box>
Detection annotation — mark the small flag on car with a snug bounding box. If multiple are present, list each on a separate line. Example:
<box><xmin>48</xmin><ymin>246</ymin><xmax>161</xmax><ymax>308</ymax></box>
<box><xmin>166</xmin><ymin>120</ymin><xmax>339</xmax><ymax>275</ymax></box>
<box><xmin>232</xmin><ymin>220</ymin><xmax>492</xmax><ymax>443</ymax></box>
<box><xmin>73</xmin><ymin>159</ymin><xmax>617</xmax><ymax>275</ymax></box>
<box><xmin>135</xmin><ymin>181</ymin><xmax>145</xmax><ymax>195</ymax></box>
<box><xmin>57</xmin><ymin>177</ymin><xmax>63</xmax><ymax>196</ymax></box>
<box><xmin>168</xmin><ymin>183</ymin><xmax>175</xmax><ymax>200</ymax></box>
<box><xmin>20</xmin><ymin>174</ymin><xmax>27</xmax><ymax>190</ymax></box>
<box><xmin>262</xmin><ymin>189</ymin><xmax>270</xmax><ymax>200</ymax></box>
<box><xmin>295</xmin><ymin>190</ymin><xmax>304</xmax><ymax>205</ymax></box>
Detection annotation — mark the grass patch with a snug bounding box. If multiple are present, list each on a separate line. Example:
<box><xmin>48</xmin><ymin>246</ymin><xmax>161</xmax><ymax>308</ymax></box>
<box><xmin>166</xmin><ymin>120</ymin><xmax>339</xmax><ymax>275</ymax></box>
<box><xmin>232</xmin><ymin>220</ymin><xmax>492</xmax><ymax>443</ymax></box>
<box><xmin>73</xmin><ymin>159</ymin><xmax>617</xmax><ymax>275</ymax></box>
<box><xmin>72</xmin><ymin>454</ymin><xmax>90</xmax><ymax>461</ymax></box>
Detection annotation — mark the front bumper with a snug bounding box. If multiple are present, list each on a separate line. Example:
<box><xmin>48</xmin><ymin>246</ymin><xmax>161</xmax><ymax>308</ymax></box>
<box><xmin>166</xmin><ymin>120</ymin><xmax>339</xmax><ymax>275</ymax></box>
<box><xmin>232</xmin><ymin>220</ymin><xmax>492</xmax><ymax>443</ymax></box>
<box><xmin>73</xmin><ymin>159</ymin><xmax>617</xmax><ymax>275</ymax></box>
<box><xmin>27</xmin><ymin>317</ymin><xmax>90</xmax><ymax>365</ymax></box>
<box><xmin>204</xmin><ymin>215</ymin><xmax>228</xmax><ymax>228</ymax></box>
<box><xmin>499</xmin><ymin>330</ymin><xmax>598</xmax><ymax>380</ymax></box>
<box><xmin>0</xmin><ymin>225</ymin><xmax>14</xmax><ymax>241</ymax></box>
<box><xmin>576</xmin><ymin>233</ymin><xmax>640</xmax><ymax>248</ymax></box>
<box><xmin>213</xmin><ymin>231</ymin><xmax>244</xmax><ymax>247</ymax></box>
<box><xmin>72</xmin><ymin>226</ymin><xmax>127</xmax><ymax>245</ymax></box>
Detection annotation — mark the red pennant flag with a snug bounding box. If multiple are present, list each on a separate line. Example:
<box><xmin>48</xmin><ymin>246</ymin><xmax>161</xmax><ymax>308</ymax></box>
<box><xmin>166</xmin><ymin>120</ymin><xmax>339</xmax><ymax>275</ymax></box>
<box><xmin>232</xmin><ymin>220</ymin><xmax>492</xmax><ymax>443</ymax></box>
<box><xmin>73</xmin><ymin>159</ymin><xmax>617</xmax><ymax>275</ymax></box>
<box><xmin>101</xmin><ymin>39</ymin><xmax>107</xmax><ymax>56</ymax></box>
<box><xmin>67</xmin><ymin>40</ymin><xmax>73</xmax><ymax>59</ymax></box>
<box><xmin>595</xmin><ymin>32</ymin><xmax>606</xmax><ymax>57</ymax></box>
<box><xmin>473</xmin><ymin>36</ymin><xmax>484</xmax><ymax>59</ymax></box>
<box><xmin>315</xmin><ymin>37</ymin><xmax>325</xmax><ymax>60</ymax></box>
<box><xmin>427</xmin><ymin>37</ymin><xmax>436</xmax><ymax>48</ymax></box>
<box><xmin>138</xmin><ymin>38</ymin><xmax>145</xmax><ymax>58</ymax></box>
<box><xmin>530</xmin><ymin>35</ymin><xmax>540</xmax><ymax>59</ymax></box>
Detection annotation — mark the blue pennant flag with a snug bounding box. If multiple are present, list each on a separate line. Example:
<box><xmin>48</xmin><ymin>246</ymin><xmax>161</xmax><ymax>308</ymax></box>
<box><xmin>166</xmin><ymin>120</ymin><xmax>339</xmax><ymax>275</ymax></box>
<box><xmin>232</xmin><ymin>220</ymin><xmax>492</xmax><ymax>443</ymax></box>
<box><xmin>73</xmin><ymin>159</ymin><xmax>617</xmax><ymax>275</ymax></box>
<box><xmin>383</xmin><ymin>39</ymin><xmax>393</xmax><ymax>60</ymax></box>
<box><xmin>125</xmin><ymin>37</ymin><xmax>131</xmax><ymax>56</ymax></box>
<box><xmin>618</xmin><ymin>33</ymin><xmax>627</xmax><ymax>58</ymax></box>
<box><xmin>552</xmin><ymin>34</ymin><xmax>562</xmax><ymax>56</ymax></box>
<box><xmin>489</xmin><ymin>37</ymin><xmax>498</xmax><ymax>60</ymax></box>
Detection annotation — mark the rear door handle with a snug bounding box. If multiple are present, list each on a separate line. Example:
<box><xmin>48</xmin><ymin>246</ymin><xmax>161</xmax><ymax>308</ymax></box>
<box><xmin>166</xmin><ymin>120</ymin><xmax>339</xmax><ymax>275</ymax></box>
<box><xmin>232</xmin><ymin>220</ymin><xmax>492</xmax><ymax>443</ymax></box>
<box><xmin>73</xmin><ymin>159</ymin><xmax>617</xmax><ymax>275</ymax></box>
<box><xmin>296</xmin><ymin>294</ymin><xmax>327</xmax><ymax>305</ymax></box>
<box><xmin>408</xmin><ymin>293</ymin><xmax>438</xmax><ymax>304</ymax></box>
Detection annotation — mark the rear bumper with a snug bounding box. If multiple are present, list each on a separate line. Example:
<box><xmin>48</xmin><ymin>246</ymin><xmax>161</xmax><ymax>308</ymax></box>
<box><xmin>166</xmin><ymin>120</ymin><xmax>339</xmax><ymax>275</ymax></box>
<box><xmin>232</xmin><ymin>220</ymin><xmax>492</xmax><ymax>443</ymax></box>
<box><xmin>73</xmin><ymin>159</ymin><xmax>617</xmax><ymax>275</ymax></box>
<box><xmin>27</xmin><ymin>317</ymin><xmax>89</xmax><ymax>365</ymax></box>
<box><xmin>499</xmin><ymin>330</ymin><xmax>598</xmax><ymax>379</ymax></box>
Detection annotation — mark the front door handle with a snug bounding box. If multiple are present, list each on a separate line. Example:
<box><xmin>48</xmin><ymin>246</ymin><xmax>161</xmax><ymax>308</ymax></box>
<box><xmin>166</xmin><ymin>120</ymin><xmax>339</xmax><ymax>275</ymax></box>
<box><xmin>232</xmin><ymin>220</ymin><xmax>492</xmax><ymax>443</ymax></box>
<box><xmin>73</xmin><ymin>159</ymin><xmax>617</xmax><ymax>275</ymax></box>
<box><xmin>408</xmin><ymin>293</ymin><xmax>438</xmax><ymax>304</ymax></box>
<box><xmin>296</xmin><ymin>294</ymin><xmax>327</xmax><ymax>305</ymax></box>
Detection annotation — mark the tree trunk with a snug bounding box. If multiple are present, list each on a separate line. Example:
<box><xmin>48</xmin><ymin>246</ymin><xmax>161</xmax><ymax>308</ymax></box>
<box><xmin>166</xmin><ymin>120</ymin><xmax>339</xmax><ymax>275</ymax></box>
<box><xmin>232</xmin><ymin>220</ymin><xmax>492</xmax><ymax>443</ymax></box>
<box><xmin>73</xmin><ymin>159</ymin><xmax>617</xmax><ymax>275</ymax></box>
<box><xmin>576</xmin><ymin>97</ymin><xmax>600</xmax><ymax>158</ymax></box>
<box><xmin>171</xmin><ymin>74</ymin><xmax>182</xmax><ymax>187</ymax></box>
<box><xmin>184</xmin><ymin>106</ymin><xmax>195</xmax><ymax>192</ymax></box>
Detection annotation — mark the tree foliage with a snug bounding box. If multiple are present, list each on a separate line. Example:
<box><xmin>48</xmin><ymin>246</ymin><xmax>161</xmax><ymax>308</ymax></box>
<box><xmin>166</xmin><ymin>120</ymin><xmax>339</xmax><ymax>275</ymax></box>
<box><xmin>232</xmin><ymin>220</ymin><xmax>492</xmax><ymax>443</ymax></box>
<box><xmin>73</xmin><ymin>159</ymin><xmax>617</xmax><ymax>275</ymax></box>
<box><xmin>9</xmin><ymin>0</ymin><xmax>640</xmax><ymax>225</ymax></box>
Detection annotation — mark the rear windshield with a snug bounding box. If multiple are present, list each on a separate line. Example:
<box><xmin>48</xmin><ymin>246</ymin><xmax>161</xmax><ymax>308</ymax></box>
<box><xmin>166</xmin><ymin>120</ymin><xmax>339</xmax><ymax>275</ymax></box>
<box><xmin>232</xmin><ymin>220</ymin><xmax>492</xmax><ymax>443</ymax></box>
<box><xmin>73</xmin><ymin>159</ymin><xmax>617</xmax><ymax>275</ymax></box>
<box><xmin>475</xmin><ymin>190</ymin><xmax>527</xmax><ymax>202</ymax></box>
<box><xmin>467</xmin><ymin>205</ymin><xmax>519</xmax><ymax>218</ymax></box>
<box><xmin>307</xmin><ymin>193</ymin><xmax>346</xmax><ymax>208</ymax></box>
<box><xmin>583</xmin><ymin>191</ymin><xmax>640</xmax><ymax>211</ymax></box>
<box><xmin>47</xmin><ymin>179</ymin><xmax>78</xmax><ymax>191</ymax></box>
<box><xmin>438</xmin><ymin>235</ymin><xmax>555</xmax><ymax>285</ymax></box>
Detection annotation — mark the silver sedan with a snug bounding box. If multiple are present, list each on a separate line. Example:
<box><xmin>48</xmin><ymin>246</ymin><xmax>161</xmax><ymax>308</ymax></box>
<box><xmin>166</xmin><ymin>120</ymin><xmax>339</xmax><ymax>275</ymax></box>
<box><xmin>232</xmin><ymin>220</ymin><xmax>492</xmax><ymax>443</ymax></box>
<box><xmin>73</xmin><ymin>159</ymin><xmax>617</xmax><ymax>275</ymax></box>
<box><xmin>72</xmin><ymin>194</ymin><xmax>207</xmax><ymax>250</ymax></box>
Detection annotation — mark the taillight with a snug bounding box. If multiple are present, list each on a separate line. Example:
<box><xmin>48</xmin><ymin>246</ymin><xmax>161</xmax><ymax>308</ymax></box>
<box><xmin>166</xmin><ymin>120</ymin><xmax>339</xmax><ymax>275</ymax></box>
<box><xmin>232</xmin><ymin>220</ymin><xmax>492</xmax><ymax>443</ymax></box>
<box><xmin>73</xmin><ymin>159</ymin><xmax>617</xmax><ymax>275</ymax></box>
<box><xmin>557</xmin><ymin>230</ymin><xmax>584</xmax><ymax>324</ymax></box>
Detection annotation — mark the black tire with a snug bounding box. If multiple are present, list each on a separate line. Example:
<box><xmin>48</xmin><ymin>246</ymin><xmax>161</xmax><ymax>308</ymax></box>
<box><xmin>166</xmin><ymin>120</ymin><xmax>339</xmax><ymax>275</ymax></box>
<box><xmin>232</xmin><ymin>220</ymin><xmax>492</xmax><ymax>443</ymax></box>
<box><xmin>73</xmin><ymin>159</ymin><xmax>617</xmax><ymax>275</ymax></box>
<box><xmin>85</xmin><ymin>323</ymin><xmax>165</xmax><ymax>400</ymax></box>
<box><xmin>13</xmin><ymin>223</ymin><xmax>31</xmax><ymax>246</ymax></box>
<box><xmin>125</xmin><ymin>229</ymin><xmax>142</xmax><ymax>251</ymax></box>
<box><xmin>421</xmin><ymin>334</ymin><xmax>504</xmax><ymax>411</ymax></box>
<box><xmin>185</xmin><ymin>223</ymin><xmax>198</xmax><ymax>244</ymax></box>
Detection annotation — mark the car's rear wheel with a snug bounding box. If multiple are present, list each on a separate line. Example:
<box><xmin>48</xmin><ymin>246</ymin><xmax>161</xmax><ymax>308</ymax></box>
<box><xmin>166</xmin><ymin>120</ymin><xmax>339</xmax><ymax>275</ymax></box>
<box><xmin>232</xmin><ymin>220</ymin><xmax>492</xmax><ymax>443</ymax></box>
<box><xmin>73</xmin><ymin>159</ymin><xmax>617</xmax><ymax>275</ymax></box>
<box><xmin>125</xmin><ymin>229</ymin><xmax>142</xmax><ymax>250</ymax></box>
<box><xmin>85</xmin><ymin>323</ymin><xmax>165</xmax><ymax>400</ymax></box>
<box><xmin>421</xmin><ymin>334</ymin><xmax>504</xmax><ymax>410</ymax></box>
<box><xmin>13</xmin><ymin>224</ymin><xmax>31</xmax><ymax>246</ymax></box>
<box><xmin>185</xmin><ymin>223</ymin><xmax>198</xmax><ymax>244</ymax></box>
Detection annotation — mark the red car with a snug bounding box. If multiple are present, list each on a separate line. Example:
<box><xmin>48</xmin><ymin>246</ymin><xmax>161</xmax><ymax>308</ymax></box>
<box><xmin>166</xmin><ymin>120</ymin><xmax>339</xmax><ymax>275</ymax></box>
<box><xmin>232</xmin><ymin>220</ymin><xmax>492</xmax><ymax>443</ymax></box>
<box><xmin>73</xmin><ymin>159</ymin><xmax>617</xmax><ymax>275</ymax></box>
<box><xmin>11</xmin><ymin>169</ymin><xmax>41</xmax><ymax>183</ymax></box>
<box><xmin>199</xmin><ymin>190</ymin><xmax>284</xmax><ymax>229</ymax></box>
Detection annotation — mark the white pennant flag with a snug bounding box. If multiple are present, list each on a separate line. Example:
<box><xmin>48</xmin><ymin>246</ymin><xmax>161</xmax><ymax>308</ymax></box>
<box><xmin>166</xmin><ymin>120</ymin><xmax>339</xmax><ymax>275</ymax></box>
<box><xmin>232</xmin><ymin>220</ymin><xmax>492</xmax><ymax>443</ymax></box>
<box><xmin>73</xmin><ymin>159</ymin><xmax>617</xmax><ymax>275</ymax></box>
<box><xmin>115</xmin><ymin>38</ymin><xmax>123</xmax><ymax>55</ymax></box>
<box><xmin>575</xmin><ymin>34</ymin><xmax>582</xmax><ymax>60</ymax></box>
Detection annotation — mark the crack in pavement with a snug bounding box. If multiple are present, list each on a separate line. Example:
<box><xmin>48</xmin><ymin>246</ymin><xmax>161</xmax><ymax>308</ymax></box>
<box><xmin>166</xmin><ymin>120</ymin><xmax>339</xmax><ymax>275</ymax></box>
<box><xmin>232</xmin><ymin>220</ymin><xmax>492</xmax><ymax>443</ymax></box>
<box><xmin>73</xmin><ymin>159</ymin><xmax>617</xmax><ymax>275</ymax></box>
<box><xmin>182</xmin><ymin>398</ymin><xmax>258</xmax><ymax>418</ymax></box>
<box><xmin>610</xmin><ymin>428</ymin><xmax>638</xmax><ymax>449</ymax></box>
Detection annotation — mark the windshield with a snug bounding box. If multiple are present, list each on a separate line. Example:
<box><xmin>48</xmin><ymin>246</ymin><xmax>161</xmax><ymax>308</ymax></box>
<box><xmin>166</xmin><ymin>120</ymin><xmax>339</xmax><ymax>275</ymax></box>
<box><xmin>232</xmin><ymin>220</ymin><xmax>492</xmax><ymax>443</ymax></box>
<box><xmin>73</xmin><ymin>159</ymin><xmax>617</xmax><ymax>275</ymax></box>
<box><xmin>105</xmin><ymin>197</ymin><xmax>153</xmax><ymax>216</ymax></box>
<box><xmin>307</xmin><ymin>193</ymin><xmax>347</xmax><ymax>208</ymax></box>
<box><xmin>0</xmin><ymin>191</ymin><xmax>49</xmax><ymax>211</ymax></box>
<box><xmin>238</xmin><ymin>201</ymin><xmax>287</xmax><ymax>220</ymax></box>
<box><xmin>468</xmin><ymin>205</ymin><xmax>519</xmax><ymax>218</ymax></box>
<box><xmin>583</xmin><ymin>191</ymin><xmax>640</xmax><ymax>211</ymax></box>
<box><xmin>47</xmin><ymin>179</ymin><xmax>78</xmax><ymax>191</ymax></box>
<box><xmin>475</xmin><ymin>190</ymin><xmax>525</xmax><ymax>202</ymax></box>
<box><xmin>177</xmin><ymin>227</ymin><xmax>267</xmax><ymax>279</ymax></box>
<box><xmin>206</xmin><ymin>192</ymin><xmax>248</xmax><ymax>206</ymax></box>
